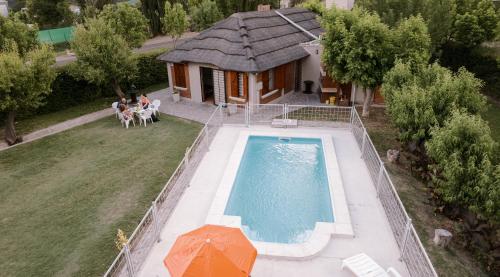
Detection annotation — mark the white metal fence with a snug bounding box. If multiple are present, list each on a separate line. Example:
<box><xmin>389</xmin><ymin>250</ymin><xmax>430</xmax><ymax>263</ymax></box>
<box><xmin>103</xmin><ymin>104</ymin><xmax>437</xmax><ymax>277</ymax></box>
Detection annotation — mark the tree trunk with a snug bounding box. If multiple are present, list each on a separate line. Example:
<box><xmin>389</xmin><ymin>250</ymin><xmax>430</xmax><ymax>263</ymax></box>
<box><xmin>362</xmin><ymin>87</ymin><xmax>373</xmax><ymax>118</ymax></box>
<box><xmin>4</xmin><ymin>110</ymin><xmax>22</xmax><ymax>146</ymax></box>
<box><xmin>112</xmin><ymin>79</ymin><xmax>126</xmax><ymax>99</ymax></box>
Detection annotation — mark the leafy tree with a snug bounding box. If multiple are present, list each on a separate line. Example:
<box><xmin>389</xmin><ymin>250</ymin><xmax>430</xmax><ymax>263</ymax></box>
<box><xmin>426</xmin><ymin>111</ymin><xmax>499</xmax><ymax>222</ymax></box>
<box><xmin>382</xmin><ymin>61</ymin><xmax>486</xmax><ymax>151</ymax></box>
<box><xmin>357</xmin><ymin>0</ymin><xmax>498</xmax><ymax>52</ymax></box>
<box><xmin>26</xmin><ymin>0</ymin><xmax>74</xmax><ymax>28</ymax></box>
<box><xmin>355</xmin><ymin>0</ymin><xmax>426</xmax><ymax>27</ymax></box>
<box><xmin>99</xmin><ymin>3</ymin><xmax>150</xmax><ymax>48</ymax></box>
<box><xmin>140</xmin><ymin>0</ymin><xmax>167</xmax><ymax>36</ymax></box>
<box><xmin>298</xmin><ymin>0</ymin><xmax>325</xmax><ymax>16</ymax></box>
<box><xmin>393</xmin><ymin>15</ymin><xmax>431</xmax><ymax>68</ymax></box>
<box><xmin>0</xmin><ymin>15</ymin><xmax>39</xmax><ymax>56</ymax></box>
<box><xmin>85</xmin><ymin>0</ymin><xmax>114</xmax><ymax>10</ymax></box>
<box><xmin>162</xmin><ymin>2</ymin><xmax>188</xmax><ymax>46</ymax></box>
<box><xmin>71</xmin><ymin>18</ymin><xmax>137</xmax><ymax>99</ymax></box>
<box><xmin>322</xmin><ymin>8</ymin><xmax>395</xmax><ymax>117</ymax></box>
<box><xmin>190</xmin><ymin>0</ymin><xmax>223</xmax><ymax>32</ymax></box>
<box><xmin>0</xmin><ymin>45</ymin><xmax>56</xmax><ymax>145</ymax></box>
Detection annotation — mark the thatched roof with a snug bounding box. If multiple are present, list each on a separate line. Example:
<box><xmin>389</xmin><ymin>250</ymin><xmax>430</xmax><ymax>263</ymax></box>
<box><xmin>158</xmin><ymin>7</ymin><xmax>323</xmax><ymax>73</ymax></box>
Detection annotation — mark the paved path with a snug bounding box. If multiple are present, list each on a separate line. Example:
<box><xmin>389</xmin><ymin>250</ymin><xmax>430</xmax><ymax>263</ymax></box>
<box><xmin>0</xmin><ymin>88</ymin><xmax>215</xmax><ymax>151</ymax></box>
<box><xmin>0</xmin><ymin>89</ymin><xmax>322</xmax><ymax>151</ymax></box>
<box><xmin>148</xmin><ymin>89</ymin><xmax>217</xmax><ymax>123</ymax></box>
<box><xmin>0</xmin><ymin>108</ymin><xmax>114</xmax><ymax>151</ymax></box>
<box><xmin>55</xmin><ymin>32</ymin><xmax>198</xmax><ymax>66</ymax></box>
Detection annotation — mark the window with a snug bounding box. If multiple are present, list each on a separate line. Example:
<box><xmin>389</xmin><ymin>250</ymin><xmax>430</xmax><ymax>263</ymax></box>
<box><xmin>173</xmin><ymin>63</ymin><xmax>186</xmax><ymax>88</ymax></box>
<box><xmin>238</xmin><ymin>73</ymin><xmax>244</xmax><ymax>97</ymax></box>
<box><xmin>269</xmin><ymin>69</ymin><xmax>275</xmax><ymax>90</ymax></box>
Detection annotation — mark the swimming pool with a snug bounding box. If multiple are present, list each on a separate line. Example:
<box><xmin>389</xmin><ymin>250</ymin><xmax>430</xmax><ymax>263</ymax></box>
<box><xmin>206</xmin><ymin>130</ymin><xmax>353</xmax><ymax>258</ymax></box>
<box><xmin>224</xmin><ymin>136</ymin><xmax>334</xmax><ymax>244</ymax></box>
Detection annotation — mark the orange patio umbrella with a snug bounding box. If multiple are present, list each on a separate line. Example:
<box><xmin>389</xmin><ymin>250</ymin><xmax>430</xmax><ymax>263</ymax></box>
<box><xmin>164</xmin><ymin>224</ymin><xmax>257</xmax><ymax>277</ymax></box>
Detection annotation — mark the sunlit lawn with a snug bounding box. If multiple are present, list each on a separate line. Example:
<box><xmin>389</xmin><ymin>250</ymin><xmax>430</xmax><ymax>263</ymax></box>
<box><xmin>0</xmin><ymin>115</ymin><xmax>201</xmax><ymax>276</ymax></box>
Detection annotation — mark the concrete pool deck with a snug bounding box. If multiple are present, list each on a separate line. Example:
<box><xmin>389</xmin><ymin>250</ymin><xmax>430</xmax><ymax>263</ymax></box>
<box><xmin>137</xmin><ymin>125</ymin><xmax>410</xmax><ymax>277</ymax></box>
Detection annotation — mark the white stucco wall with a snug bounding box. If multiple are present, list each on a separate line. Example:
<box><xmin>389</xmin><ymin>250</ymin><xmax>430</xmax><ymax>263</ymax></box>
<box><xmin>248</xmin><ymin>73</ymin><xmax>259</xmax><ymax>105</ymax></box>
<box><xmin>325</xmin><ymin>0</ymin><xmax>355</xmax><ymax>10</ymax></box>
<box><xmin>166</xmin><ymin>62</ymin><xmax>174</xmax><ymax>94</ymax></box>
<box><xmin>351</xmin><ymin>84</ymin><xmax>368</xmax><ymax>105</ymax></box>
<box><xmin>0</xmin><ymin>0</ymin><xmax>8</xmax><ymax>17</ymax></box>
<box><xmin>301</xmin><ymin>43</ymin><xmax>322</xmax><ymax>93</ymax></box>
<box><xmin>188</xmin><ymin>63</ymin><xmax>203</xmax><ymax>103</ymax></box>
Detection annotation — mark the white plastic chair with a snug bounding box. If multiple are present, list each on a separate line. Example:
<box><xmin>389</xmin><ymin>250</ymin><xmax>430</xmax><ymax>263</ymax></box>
<box><xmin>151</xmin><ymin>99</ymin><xmax>161</xmax><ymax>117</ymax></box>
<box><xmin>111</xmin><ymin>102</ymin><xmax>119</xmax><ymax>118</ymax></box>
<box><xmin>118</xmin><ymin>112</ymin><xmax>135</xmax><ymax>129</ymax></box>
<box><xmin>341</xmin><ymin>253</ymin><xmax>402</xmax><ymax>277</ymax></box>
<box><xmin>140</xmin><ymin>110</ymin><xmax>154</xmax><ymax>127</ymax></box>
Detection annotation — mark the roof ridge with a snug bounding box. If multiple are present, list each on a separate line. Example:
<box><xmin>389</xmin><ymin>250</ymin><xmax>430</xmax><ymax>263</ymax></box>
<box><xmin>237</xmin><ymin>16</ymin><xmax>259</xmax><ymax>70</ymax></box>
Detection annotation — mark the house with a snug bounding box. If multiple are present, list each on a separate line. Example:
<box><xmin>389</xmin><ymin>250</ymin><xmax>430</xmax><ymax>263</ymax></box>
<box><xmin>157</xmin><ymin>7</ymin><xmax>324</xmax><ymax>106</ymax></box>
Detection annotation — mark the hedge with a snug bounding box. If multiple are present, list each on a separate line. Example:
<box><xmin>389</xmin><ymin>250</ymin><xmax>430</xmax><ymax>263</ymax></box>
<box><xmin>37</xmin><ymin>49</ymin><xmax>168</xmax><ymax>114</ymax></box>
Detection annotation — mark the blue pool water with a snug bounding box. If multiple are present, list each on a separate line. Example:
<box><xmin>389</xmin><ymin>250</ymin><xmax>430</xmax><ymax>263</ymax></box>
<box><xmin>224</xmin><ymin>136</ymin><xmax>334</xmax><ymax>244</ymax></box>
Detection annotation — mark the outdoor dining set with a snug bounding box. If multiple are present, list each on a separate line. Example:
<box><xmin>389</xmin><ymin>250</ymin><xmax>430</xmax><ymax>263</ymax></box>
<box><xmin>111</xmin><ymin>99</ymin><xmax>161</xmax><ymax>128</ymax></box>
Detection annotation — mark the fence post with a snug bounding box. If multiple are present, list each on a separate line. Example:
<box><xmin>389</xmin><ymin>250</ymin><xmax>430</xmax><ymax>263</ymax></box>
<box><xmin>124</xmin><ymin>244</ymin><xmax>135</xmax><ymax>277</ymax></box>
<box><xmin>284</xmin><ymin>104</ymin><xmax>288</xmax><ymax>121</ymax></box>
<box><xmin>375</xmin><ymin>164</ymin><xmax>384</xmax><ymax>198</ymax></box>
<box><xmin>219</xmin><ymin>104</ymin><xmax>223</xmax><ymax>125</ymax></box>
<box><xmin>360</xmin><ymin>129</ymin><xmax>367</xmax><ymax>159</ymax></box>
<box><xmin>245</xmin><ymin>103</ymin><xmax>250</xmax><ymax>127</ymax></box>
<box><xmin>399</xmin><ymin>218</ymin><xmax>412</xmax><ymax>261</ymax></box>
<box><xmin>151</xmin><ymin>202</ymin><xmax>161</xmax><ymax>243</ymax></box>
<box><xmin>350</xmin><ymin>106</ymin><xmax>355</xmax><ymax>129</ymax></box>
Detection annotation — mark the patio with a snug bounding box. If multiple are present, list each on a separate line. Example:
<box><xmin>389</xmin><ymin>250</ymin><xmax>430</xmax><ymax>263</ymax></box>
<box><xmin>136</xmin><ymin>125</ymin><xmax>409</xmax><ymax>277</ymax></box>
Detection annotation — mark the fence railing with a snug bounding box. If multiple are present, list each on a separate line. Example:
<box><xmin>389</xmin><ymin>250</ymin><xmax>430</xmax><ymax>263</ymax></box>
<box><xmin>103</xmin><ymin>105</ymin><xmax>222</xmax><ymax>277</ymax></box>
<box><xmin>350</xmin><ymin>107</ymin><xmax>438</xmax><ymax>277</ymax></box>
<box><xmin>103</xmin><ymin>104</ymin><xmax>437</xmax><ymax>277</ymax></box>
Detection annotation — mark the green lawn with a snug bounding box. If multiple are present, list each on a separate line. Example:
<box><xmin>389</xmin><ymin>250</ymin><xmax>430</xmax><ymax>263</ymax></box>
<box><xmin>0</xmin><ymin>115</ymin><xmax>202</xmax><ymax>276</ymax></box>
<box><xmin>0</xmin><ymin>82</ymin><xmax>169</xmax><ymax>142</ymax></box>
<box><xmin>360</xmin><ymin>107</ymin><xmax>489</xmax><ymax>277</ymax></box>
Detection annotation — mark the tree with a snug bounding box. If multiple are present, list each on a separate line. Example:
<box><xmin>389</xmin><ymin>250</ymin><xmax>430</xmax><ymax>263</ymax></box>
<box><xmin>140</xmin><ymin>0</ymin><xmax>167</xmax><ymax>36</ymax></box>
<box><xmin>190</xmin><ymin>0</ymin><xmax>223</xmax><ymax>32</ymax></box>
<box><xmin>0</xmin><ymin>45</ymin><xmax>56</xmax><ymax>145</ymax></box>
<box><xmin>382</xmin><ymin>61</ymin><xmax>486</xmax><ymax>153</ymax></box>
<box><xmin>162</xmin><ymin>2</ymin><xmax>188</xmax><ymax>46</ymax></box>
<box><xmin>322</xmin><ymin>8</ymin><xmax>393</xmax><ymax>117</ymax></box>
<box><xmin>71</xmin><ymin>18</ymin><xmax>137</xmax><ymax>99</ymax></box>
<box><xmin>0</xmin><ymin>15</ymin><xmax>39</xmax><ymax>56</ymax></box>
<box><xmin>426</xmin><ymin>111</ymin><xmax>499</xmax><ymax>222</ymax></box>
<box><xmin>99</xmin><ymin>3</ymin><xmax>150</xmax><ymax>48</ymax></box>
<box><xmin>26</xmin><ymin>0</ymin><xmax>74</xmax><ymax>28</ymax></box>
<box><xmin>298</xmin><ymin>0</ymin><xmax>325</xmax><ymax>16</ymax></box>
<box><xmin>392</xmin><ymin>15</ymin><xmax>431</xmax><ymax>68</ymax></box>
<box><xmin>357</xmin><ymin>0</ymin><xmax>498</xmax><ymax>53</ymax></box>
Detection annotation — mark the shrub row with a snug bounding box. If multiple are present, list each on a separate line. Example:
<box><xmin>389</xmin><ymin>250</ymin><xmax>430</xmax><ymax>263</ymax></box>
<box><xmin>37</xmin><ymin>50</ymin><xmax>168</xmax><ymax>114</ymax></box>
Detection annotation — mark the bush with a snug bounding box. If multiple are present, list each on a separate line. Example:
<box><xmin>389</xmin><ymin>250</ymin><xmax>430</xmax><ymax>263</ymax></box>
<box><xmin>38</xmin><ymin>50</ymin><xmax>168</xmax><ymax>114</ymax></box>
<box><xmin>426</xmin><ymin>111</ymin><xmax>499</xmax><ymax>222</ymax></box>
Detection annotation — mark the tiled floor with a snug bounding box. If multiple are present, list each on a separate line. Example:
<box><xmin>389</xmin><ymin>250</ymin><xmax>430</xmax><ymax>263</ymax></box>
<box><xmin>137</xmin><ymin>126</ymin><xmax>410</xmax><ymax>277</ymax></box>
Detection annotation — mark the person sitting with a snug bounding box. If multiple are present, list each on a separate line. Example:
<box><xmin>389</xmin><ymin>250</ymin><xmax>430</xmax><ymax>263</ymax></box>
<box><xmin>119</xmin><ymin>104</ymin><xmax>133</xmax><ymax>120</ymax></box>
<box><xmin>140</xmin><ymin>94</ymin><xmax>151</xmax><ymax>109</ymax></box>
<box><xmin>120</xmin><ymin>97</ymin><xmax>127</xmax><ymax>106</ymax></box>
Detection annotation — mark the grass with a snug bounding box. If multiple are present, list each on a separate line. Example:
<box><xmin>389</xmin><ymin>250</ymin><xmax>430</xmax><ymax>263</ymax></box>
<box><xmin>0</xmin><ymin>82</ymin><xmax>169</xmax><ymax>142</ymax></box>
<box><xmin>0</xmin><ymin>115</ymin><xmax>202</xmax><ymax>276</ymax></box>
<box><xmin>360</xmin><ymin>107</ymin><xmax>489</xmax><ymax>277</ymax></box>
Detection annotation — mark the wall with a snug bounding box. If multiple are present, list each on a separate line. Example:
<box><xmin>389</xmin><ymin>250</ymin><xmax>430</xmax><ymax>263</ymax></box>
<box><xmin>188</xmin><ymin>63</ymin><xmax>203</xmax><ymax>103</ymax></box>
<box><xmin>301</xmin><ymin>43</ymin><xmax>322</xmax><ymax>93</ymax></box>
<box><xmin>248</xmin><ymin>73</ymin><xmax>259</xmax><ymax>105</ymax></box>
<box><xmin>325</xmin><ymin>0</ymin><xmax>355</xmax><ymax>10</ymax></box>
<box><xmin>0</xmin><ymin>0</ymin><xmax>8</xmax><ymax>17</ymax></box>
